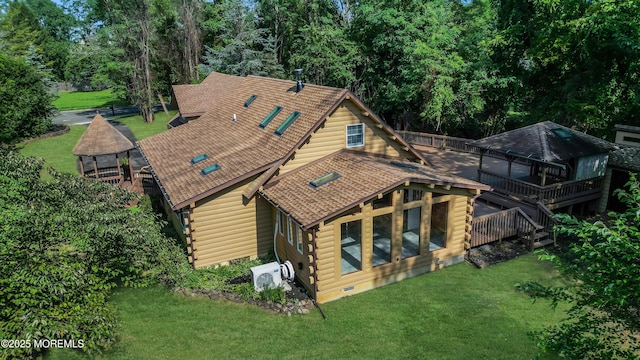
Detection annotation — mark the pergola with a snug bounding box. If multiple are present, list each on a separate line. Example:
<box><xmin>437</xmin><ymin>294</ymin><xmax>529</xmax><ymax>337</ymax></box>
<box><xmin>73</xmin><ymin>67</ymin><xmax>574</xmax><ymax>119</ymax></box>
<box><xmin>72</xmin><ymin>114</ymin><xmax>135</xmax><ymax>185</ymax></box>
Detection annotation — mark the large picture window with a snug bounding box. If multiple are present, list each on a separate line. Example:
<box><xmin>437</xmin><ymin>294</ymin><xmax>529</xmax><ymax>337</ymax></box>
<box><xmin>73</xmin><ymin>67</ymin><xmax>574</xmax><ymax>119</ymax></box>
<box><xmin>346</xmin><ymin>123</ymin><xmax>364</xmax><ymax>148</ymax></box>
<box><xmin>341</xmin><ymin>220</ymin><xmax>362</xmax><ymax>274</ymax></box>
<box><xmin>402</xmin><ymin>207</ymin><xmax>421</xmax><ymax>258</ymax></box>
<box><xmin>430</xmin><ymin>201</ymin><xmax>448</xmax><ymax>250</ymax></box>
<box><xmin>372</xmin><ymin>213</ymin><xmax>392</xmax><ymax>266</ymax></box>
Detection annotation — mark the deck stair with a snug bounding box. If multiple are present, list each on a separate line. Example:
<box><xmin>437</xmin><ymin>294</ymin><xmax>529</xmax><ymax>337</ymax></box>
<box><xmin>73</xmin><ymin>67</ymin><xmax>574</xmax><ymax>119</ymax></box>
<box><xmin>478</xmin><ymin>191</ymin><xmax>537</xmax><ymax>219</ymax></box>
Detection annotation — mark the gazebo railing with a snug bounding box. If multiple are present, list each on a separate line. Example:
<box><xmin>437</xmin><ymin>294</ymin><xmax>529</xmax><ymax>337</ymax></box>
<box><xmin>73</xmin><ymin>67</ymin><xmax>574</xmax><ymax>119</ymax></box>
<box><xmin>84</xmin><ymin>166</ymin><xmax>124</xmax><ymax>185</ymax></box>
<box><xmin>478</xmin><ymin>169</ymin><xmax>604</xmax><ymax>205</ymax></box>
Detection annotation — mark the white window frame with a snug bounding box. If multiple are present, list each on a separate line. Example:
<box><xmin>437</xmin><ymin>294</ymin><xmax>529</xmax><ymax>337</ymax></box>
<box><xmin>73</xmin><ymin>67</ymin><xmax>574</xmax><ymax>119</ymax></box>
<box><xmin>346</xmin><ymin>123</ymin><xmax>365</xmax><ymax>148</ymax></box>
<box><xmin>287</xmin><ymin>217</ymin><xmax>294</xmax><ymax>245</ymax></box>
<box><xmin>277</xmin><ymin>210</ymin><xmax>285</xmax><ymax>235</ymax></box>
<box><xmin>296</xmin><ymin>227</ymin><xmax>303</xmax><ymax>254</ymax></box>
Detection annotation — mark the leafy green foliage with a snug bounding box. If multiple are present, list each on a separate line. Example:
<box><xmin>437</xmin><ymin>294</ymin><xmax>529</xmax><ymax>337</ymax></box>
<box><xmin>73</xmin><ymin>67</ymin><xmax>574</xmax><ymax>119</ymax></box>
<box><xmin>0</xmin><ymin>53</ymin><xmax>56</xmax><ymax>144</ymax></box>
<box><xmin>520</xmin><ymin>173</ymin><xmax>640</xmax><ymax>359</ymax></box>
<box><xmin>0</xmin><ymin>150</ymin><xmax>186</xmax><ymax>358</ymax></box>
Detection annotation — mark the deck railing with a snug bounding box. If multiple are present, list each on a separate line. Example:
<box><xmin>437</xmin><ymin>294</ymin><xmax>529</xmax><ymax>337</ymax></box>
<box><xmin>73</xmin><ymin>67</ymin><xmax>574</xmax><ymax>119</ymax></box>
<box><xmin>470</xmin><ymin>207</ymin><xmax>540</xmax><ymax>248</ymax></box>
<box><xmin>397</xmin><ymin>131</ymin><xmax>481</xmax><ymax>153</ymax></box>
<box><xmin>478</xmin><ymin>169</ymin><xmax>604</xmax><ymax>205</ymax></box>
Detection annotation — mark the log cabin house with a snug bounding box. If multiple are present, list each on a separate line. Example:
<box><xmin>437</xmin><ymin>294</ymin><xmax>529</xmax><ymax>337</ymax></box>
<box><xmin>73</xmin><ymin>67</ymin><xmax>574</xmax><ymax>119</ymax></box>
<box><xmin>137</xmin><ymin>72</ymin><xmax>489</xmax><ymax>303</ymax></box>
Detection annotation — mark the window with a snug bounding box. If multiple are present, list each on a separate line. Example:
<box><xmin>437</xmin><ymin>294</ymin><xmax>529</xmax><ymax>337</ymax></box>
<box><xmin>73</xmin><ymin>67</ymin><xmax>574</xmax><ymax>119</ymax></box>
<box><xmin>180</xmin><ymin>211</ymin><xmax>189</xmax><ymax>232</ymax></box>
<box><xmin>296</xmin><ymin>227</ymin><xmax>303</xmax><ymax>254</ymax></box>
<box><xmin>372</xmin><ymin>192</ymin><xmax>393</xmax><ymax>209</ymax></box>
<box><xmin>341</xmin><ymin>220</ymin><xmax>362</xmax><ymax>274</ymax></box>
<box><xmin>259</xmin><ymin>106</ymin><xmax>282</xmax><ymax>128</ymax></box>
<box><xmin>277</xmin><ymin>210</ymin><xmax>285</xmax><ymax>235</ymax></box>
<box><xmin>287</xmin><ymin>217</ymin><xmax>294</xmax><ymax>245</ymax></box>
<box><xmin>623</xmin><ymin>136</ymin><xmax>640</xmax><ymax>144</ymax></box>
<box><xmin>430</xmin><ymin>201</ymin><xmax>448</xmax><ymax>250</ymax></box>
<box><xmin>275</xmin><ymin>111</ymin><xmax>301</xmax><ymax>136</ymax></box>
<box><xmin>403</xmin><ymin>189</ymin><xmax>423</xmax><ymax>203</ymax></box>
<box><xmin>372</xmin><ymin>213</ymin><xmax>392</xmax><ymax>266</ymax></box>
<box><xmin>346</xmin><ymin>123</ymin><xmax>364</xmax><ymax>148</ymax></box>
<box><xmin>402</xmin><ymin>207</ymin><xmax>421</xmax><ymax>258</ymax></box>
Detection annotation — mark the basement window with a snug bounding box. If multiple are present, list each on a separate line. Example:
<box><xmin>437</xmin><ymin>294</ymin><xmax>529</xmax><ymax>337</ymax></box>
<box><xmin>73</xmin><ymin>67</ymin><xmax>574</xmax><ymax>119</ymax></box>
<box><xmin>309</xmin><ymin>171</ymin><xmax>340</xmax><ymax>188</ymax></box>
<box><xmin>200</xmin><ymin>163</ymin><xmax>220</xmax><ymax>176</ymax></box>
<box><xmin>275</xmin><ymin>111</ymin><xmax>301</xmax><ymax>136</ymax></box>
<box><xmin>259</xmin><ymin>106</ymin><xmax>283</xmax><ymax>128</ymax></box>
<box><xmin>190</xmin><ymin>153</ymin><xmax>208</xmax><ymax>165</ymax></box>
<box><xmin>244</xmin><ymin>94</ymin><xmax>257</xmax><ymax>108</ymax></box>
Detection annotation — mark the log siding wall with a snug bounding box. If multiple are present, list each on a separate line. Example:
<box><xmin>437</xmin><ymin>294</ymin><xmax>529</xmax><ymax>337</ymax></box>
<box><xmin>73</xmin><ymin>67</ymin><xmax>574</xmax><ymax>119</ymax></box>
<box><xmin>189</xmin><ymin>178</ymin><xmax>273</xmax><ymax>268</ymax></box>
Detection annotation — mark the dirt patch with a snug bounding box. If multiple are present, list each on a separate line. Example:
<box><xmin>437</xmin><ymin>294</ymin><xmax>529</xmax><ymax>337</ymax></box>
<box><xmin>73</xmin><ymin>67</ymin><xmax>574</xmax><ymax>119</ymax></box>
<box><xmin>466</xmin><ymin>239</ymin><xmax>530</xmax><ymax>268</ymax></box>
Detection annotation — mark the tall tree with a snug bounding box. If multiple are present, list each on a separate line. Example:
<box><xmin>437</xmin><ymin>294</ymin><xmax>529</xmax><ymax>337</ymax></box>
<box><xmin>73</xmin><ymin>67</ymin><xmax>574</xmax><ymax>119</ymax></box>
<box><xmin>0</xmin><ymin>53</ymin><xmax>55</xmax><ymax>144</ymax></box>
<box><xmin>200</xmin><ymin>0</ymin><xmax>283</xmax><ymax>78</ymax></box>
<box><xmin>96</xmin><ymin>0</ymin><xmax>156</xmax><ymax>123</ymax></box>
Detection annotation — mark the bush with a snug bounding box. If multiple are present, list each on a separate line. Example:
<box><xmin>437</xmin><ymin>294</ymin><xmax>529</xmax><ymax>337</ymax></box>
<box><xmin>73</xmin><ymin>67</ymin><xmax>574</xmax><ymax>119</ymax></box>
<box><xmin>0</xmin><ymin>150</ymin><xmax>186</xmax><ymax>358</ymax></box>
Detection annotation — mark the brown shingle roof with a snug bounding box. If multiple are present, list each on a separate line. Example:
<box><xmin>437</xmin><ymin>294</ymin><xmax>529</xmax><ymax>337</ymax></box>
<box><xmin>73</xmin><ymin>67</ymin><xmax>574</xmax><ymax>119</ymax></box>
<box><xmin>138</xmin><ymin>75</ymin><xmax>349</xmax><ymax>209</ymax></box>
<box><xmin>260</xmin><ymin>150</ymin><xmax>489</xmax><ymax>230</ymax></box>
<box><xmin>467</xmin><ymin>121</ymin><xmax>615</xmax><ymax>163</ymax></box>
<box><xmin>609</xmin><ymin>146</ymin><xmax>640</xmax><ymax>172</ymax></box>
<box><xmin>72</xmin><ymin>114</ymin><xmax>135</xmax><ymax>156</ymax></box>
<box><xmin>172</xmin><ymin>72</ymin><xmax>243</xmax><ymax>118</ymax></box>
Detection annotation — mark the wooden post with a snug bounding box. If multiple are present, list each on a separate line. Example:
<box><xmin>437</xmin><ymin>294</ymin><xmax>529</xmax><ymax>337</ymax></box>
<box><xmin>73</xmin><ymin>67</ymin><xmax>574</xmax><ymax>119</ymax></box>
<box><xmin>127</xmin><ymin>150</ymin><xmax>134</xmax><ymax>182</ymax></box>
<box><xmin>115</xmin><ymin>153</ymin><xmax>122</xmax><ymax>182</ymax></box>
<box><xmin>507</xmin><ymin>156</ymin><xmax>513</xmax><ymax>178</ymax></box>
<box><xmin>541</xmin><ymin>166</ymin><xmax>548</xmax><ymax>186</ymax></box>
<box><xmin>78</xmin><ymin>156</ymin><xmax>85</xmax><ymax>176</ymax></box>
<box><xmin>477</xmin><ymin>150</ymin><xmax>485</xmax><ymax>182</ymax></box>
<box><xmin>93</xmin><ymin>156</ymin><xmax>99</xmax><ymax>179</ymax></box>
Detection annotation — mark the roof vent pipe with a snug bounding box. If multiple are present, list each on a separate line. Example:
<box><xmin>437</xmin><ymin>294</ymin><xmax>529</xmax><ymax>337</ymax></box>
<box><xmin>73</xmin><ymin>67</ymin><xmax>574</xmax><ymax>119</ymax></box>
<box><xmin>294</xmin><ymin>68</ymin><xmax>304</xmax><ymax>93</ymax></box>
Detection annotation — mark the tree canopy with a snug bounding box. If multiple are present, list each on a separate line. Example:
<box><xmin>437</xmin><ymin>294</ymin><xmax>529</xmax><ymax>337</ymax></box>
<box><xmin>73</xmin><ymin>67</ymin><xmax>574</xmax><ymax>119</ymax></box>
<box><xmin>521</xmin><ymin>173</ymin><xmax>640</xmax><ymax>359</ymax></box>
<box><xmin>0</xmin><ymin>53</ymin><xmax>55</xmax><ymax>143</ymax></box>
<box><xmin>0</xmin><ymin>150</ymin><xmax>186</xmax><ymax>359</ymax></box>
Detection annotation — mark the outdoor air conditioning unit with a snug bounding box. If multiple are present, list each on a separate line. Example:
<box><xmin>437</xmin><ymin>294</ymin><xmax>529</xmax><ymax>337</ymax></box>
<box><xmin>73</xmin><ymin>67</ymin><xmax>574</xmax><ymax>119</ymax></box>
<box><xmin>251</xmin><ymin>262</ymin><xmax>282</xmax><ymax>292</ymax></box>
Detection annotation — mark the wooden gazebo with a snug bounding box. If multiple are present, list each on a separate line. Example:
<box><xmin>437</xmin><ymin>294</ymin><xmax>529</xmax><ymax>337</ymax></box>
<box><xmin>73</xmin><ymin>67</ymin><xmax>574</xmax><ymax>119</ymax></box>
<box><xmin>467</xmin><ymin>121</ymin><xmax>616</xmax><ymax>210</ymax></box>
<box><xmin>72</xmin><ymin>114</ymin><xmax>135</xmax><ymax>186</ymax></box>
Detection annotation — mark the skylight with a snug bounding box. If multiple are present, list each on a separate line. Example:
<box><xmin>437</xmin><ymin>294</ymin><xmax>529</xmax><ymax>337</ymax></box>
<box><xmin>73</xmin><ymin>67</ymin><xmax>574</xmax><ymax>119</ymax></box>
<box><xmin>275</xmin><ymin>111</ymin><xmax>301</xmax><ymax>136</ymax></box>
<box><xmin>390</xmin><ymin>161</ymin><xmax>418</xmax><ymax>170</ymax></box>
<box><xmin>191</xmin><ymin>154</ymin><xmax>208</xmax><ymax>165</ymax></box>
<box><xmin>551</xmin><ymin>128</ymin><xmax>573</xmax><ymax>139</ymax></box>
<box><xmin>309</xmin><ymin>171</ymin><xmax>340</xmax><ymax>188</ymax></box>
<box><xmin>201</xmin><ymin>163</ymin><xmax>220</xmax><ymax>176</ymax></box>
<box><xmin>244</xmin><ymin>94</ymin><xmax>257</xmax><ymax>108</ymax></box>
<box><xmin>259</xmin><ymin>106</ymin><xmax>282</xmax><ymax>128</ymax></box>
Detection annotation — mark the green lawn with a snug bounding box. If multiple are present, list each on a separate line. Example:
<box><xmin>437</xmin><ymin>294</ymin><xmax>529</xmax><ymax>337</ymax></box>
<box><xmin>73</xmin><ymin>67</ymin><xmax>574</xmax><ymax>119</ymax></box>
<box><xmin>18</xmin><ymin>111</ymin><xmax>176</xmax><ymax>175</ymax></box>
<box><xmin>54</xmin><ymin>89</ymin><xmax>129</xmax><ymax>111</ymax></box>
<box><xmin>48</xmin><ymin>255</ymin><xmax>566</xmax><ymax>360</ymax></box>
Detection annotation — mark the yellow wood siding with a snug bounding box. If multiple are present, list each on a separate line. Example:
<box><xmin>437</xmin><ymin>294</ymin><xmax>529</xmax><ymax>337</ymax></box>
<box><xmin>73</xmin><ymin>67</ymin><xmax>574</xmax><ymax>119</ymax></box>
<box><xmin>189</xmin><ymin>178</ymin><xmax>272</xmax><ymax>268</ymax></box>
<box><xmin>279</xmin><ymin>100</ymin><xmax>408</xmax><ymax>174</ymax></box>
<box><xmin>313</xmin><ymin>187</ymin><xmax>470</xmax><ymax>303</ymax></box>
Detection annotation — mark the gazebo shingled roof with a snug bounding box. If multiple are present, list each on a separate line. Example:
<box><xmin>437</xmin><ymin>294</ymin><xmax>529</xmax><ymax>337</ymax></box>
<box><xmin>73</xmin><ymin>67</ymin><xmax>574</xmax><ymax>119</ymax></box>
<box><xmin>467</xmin><ymin>121</ymin><xmax>615</xmax><ymax>164</ymax></box>
<box><xmin>73</xmin><ymin>114</ymin><xmax>135</xmax><ymax>156</ymax></box>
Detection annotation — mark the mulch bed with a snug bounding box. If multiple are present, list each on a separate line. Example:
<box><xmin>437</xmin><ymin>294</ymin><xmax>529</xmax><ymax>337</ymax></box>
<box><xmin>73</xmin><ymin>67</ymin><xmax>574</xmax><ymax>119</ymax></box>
<box><xmin>466</xmin><ymin>239</ymin><xmax>530</xmax><ymax>268</ymax></box>
<box><xmin>176</xmin><ymin>277</ymin><xmax>315</xmax><ymax>316</ymax></box>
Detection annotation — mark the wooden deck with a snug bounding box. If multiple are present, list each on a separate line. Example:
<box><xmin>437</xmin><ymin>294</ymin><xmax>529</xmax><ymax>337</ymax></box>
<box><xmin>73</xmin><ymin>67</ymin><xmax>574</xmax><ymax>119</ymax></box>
<box><xmin>405</xmin><ymin>133</ymin><xmax>603</xmax><ymax>249</ymax></box>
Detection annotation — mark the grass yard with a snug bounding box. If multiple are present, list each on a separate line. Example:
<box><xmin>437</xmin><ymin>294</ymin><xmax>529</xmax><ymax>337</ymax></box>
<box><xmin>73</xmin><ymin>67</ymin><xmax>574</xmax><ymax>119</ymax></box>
<box><xmin>54</xmin><ymin>89</ymin><xmax>129</xmax><ymax>111</ymax></box>
<box><xmin>18</xmin><ymin>111</ymin><xmax>176</xmax><ymax>175</ymax></box>
<box><xmin>47</xmin><ymin>254</ymin><xmax>566</xmax><ymax>360</ymax></box>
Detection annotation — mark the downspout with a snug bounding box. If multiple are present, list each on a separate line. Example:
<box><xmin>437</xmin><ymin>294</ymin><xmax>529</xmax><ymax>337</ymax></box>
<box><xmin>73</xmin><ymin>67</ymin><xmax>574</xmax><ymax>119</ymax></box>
<box><xmin>310</xmin><ymin>227</ymin><xmax>327</xmax><ymax>319</ymax></box>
